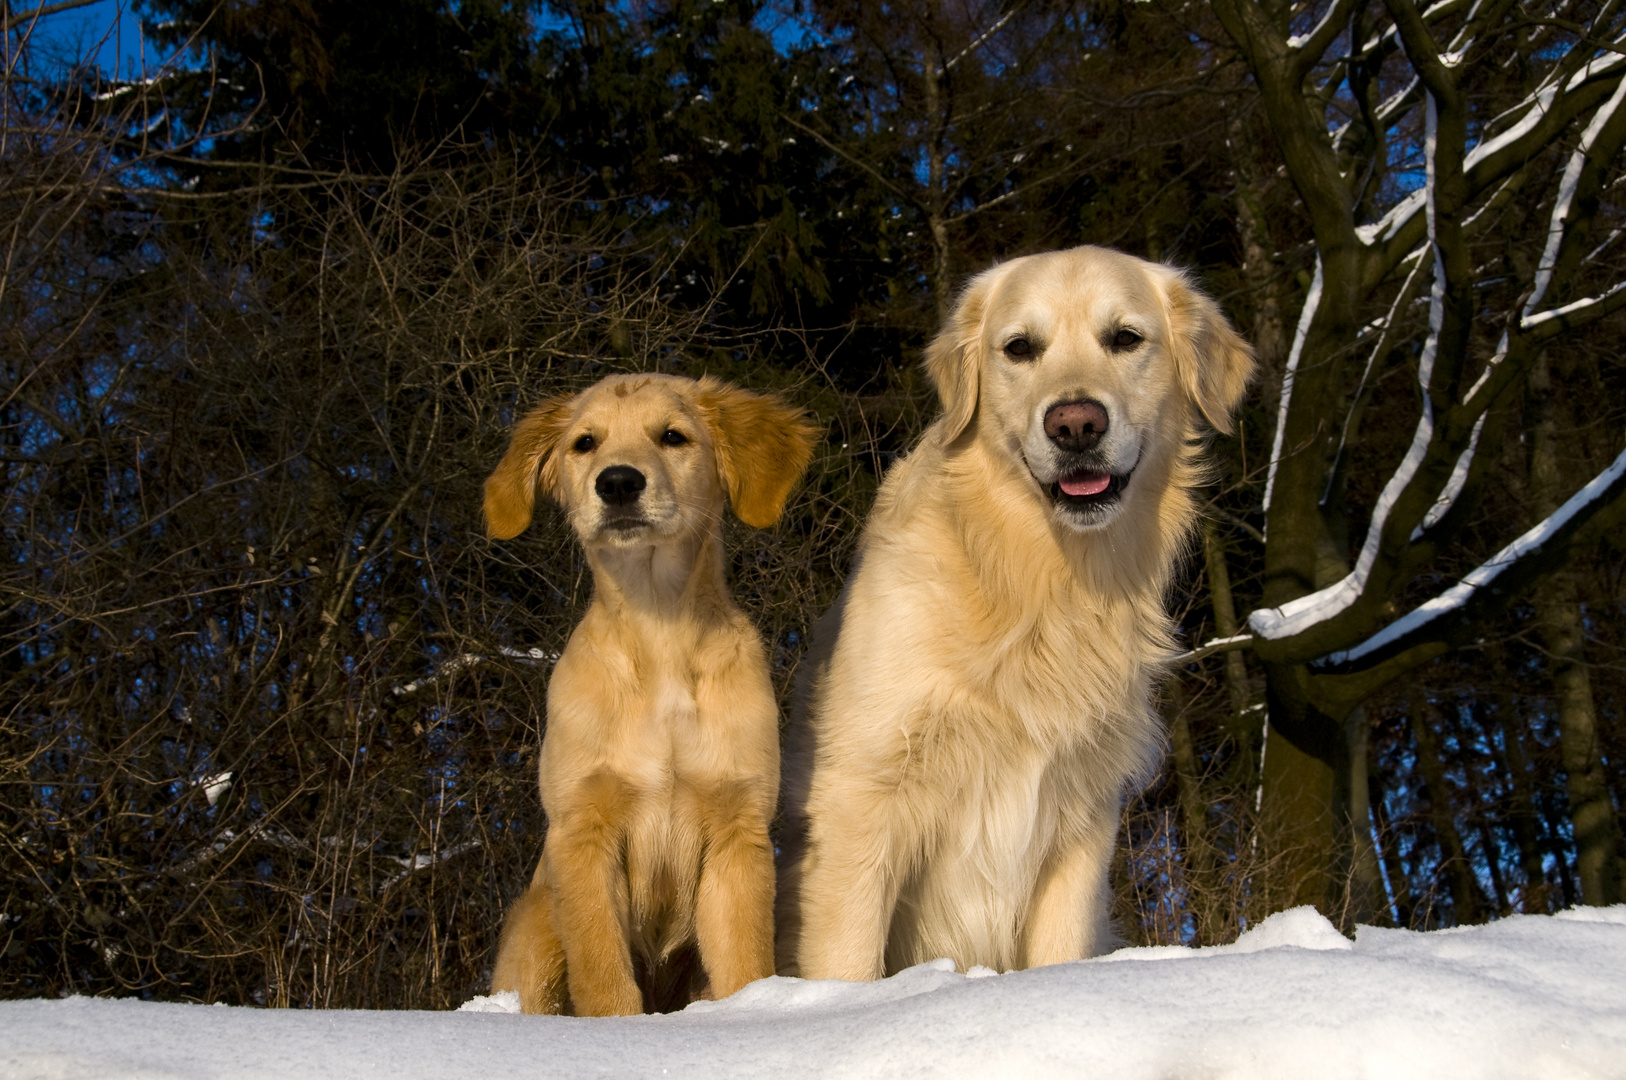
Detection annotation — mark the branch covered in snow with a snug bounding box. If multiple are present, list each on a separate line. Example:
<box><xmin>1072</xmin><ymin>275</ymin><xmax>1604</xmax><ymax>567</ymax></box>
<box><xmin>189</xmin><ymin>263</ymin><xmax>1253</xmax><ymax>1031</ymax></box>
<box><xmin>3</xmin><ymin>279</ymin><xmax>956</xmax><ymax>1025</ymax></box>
<box><xmin>1317</xmin><ymin>444</ymin><xmax>1626</xmax><ymax>672</ymax></box>
<box><xmin>1244</xmin><ymin>0</ymin><xmax>1626</xmax><ymax>674</ymax></box>
<box><xmin>391</xmin><ymin>645</ymin><xmax>558</xmax><ymax>697</ymax></box>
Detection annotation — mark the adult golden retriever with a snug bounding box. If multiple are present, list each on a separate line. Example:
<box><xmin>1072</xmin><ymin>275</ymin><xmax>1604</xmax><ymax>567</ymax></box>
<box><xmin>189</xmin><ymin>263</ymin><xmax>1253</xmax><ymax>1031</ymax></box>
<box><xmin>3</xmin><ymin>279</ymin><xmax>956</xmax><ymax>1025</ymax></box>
<box><xmin>484</xmin><ymin>373</ymin><xmax>816</xmax><ymax>1015</ymax></box>
<box><xmin>777</xmin><ymin>246</ymin><xmax>1254</xmax><ymax>980</ymax></box>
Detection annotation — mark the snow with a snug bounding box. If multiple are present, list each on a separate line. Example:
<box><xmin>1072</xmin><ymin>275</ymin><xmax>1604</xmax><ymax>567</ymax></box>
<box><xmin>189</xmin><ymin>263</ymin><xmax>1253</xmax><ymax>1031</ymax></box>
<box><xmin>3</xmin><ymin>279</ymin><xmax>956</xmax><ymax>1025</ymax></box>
<box><xmin>1261</xmin><ymin>255</ymin><xmax>1322</xmax><ymax>526</ymax></box>
<box><xmin>5</xmin><ymin>906</ymin><xmax>1625</xmax><ymax>1079</ymax></box>
<box><xmin>195</xmin><ymin>770</ymin><xmax>232</xmax><ymax>807</ymax></box>
<box><xmin>1521</xmin><ymin>279</ymin><xmax>1626</xmax><ymax>332</ymax></box>
<box><xmin>1285</xmin><ymin>0</ymin><xmax>1342</xmax><ymax>51</ymax></box>
<box><xmin>393</xmin><ymin>647</ymin><xmax>555</xmax><ymax>696</ymax></box>
<box><xmin>1526</xmin><ymin>72</ymin><xmax>1626</xmax><ymax>321</ymax></box>
<box><xmin>1417</xmin><ymin>411</ymin><xmax>1484</xmax><ymax>534</ymax></box>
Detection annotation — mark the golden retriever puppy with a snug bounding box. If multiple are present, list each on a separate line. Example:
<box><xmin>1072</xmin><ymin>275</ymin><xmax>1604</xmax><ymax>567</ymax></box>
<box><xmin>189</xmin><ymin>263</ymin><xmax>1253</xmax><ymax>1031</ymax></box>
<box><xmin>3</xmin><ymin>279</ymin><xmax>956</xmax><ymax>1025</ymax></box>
<box><xmin>777</xmin><ymin>246</ymin><xmax>1254</xmax><ymax>980</ymax></box>
<box><xmin>485</xmin><ymin>373</ymin><xmax>816</xmax><ymax>1015</ymax></box>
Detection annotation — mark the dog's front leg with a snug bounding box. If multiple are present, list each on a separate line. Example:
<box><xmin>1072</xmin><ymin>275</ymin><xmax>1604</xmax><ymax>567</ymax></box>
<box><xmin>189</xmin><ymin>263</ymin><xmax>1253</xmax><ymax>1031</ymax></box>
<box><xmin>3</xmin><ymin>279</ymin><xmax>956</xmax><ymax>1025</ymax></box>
<box><xmin>793</xmin><ymin>805</ymin><xmax>903</xmax><ymax>982</ymax></box>
<box><xmin>490</xmin><ymin>856</ymin><xmax>570</xmax><ymax>1014</ymax></box>
<box><xmin>694</xmin><ymin>785</ymin><xmax>776</xmax><ymax>999</ymax></box>
<box><xmin>1021</xmin><ymin>811</ymin><xmax>1118</xmax><ymax>967</ymax></box>
<box><xmin>545</xmin><ymin>776</ymin><xmax>643</xmax><ymax>1016</ymax></box>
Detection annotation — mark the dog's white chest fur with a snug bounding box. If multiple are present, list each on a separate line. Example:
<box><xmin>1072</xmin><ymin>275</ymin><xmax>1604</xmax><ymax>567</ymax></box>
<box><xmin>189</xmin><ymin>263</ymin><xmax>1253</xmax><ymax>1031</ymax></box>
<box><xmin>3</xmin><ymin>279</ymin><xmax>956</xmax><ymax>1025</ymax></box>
<box><xmin>888</xmin><ymin>740</ymin><xmax>1059</xmax><ymax>972</ymax></box>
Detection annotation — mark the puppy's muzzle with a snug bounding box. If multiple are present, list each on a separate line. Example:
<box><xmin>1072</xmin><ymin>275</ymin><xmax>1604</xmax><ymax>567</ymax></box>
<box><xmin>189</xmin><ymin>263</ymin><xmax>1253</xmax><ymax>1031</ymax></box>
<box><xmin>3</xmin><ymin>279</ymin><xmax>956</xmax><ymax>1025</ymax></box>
<box><xmin>596</xmin><ymin>465</ymin><xmax>646</xmax><ymax>506</ymax></box>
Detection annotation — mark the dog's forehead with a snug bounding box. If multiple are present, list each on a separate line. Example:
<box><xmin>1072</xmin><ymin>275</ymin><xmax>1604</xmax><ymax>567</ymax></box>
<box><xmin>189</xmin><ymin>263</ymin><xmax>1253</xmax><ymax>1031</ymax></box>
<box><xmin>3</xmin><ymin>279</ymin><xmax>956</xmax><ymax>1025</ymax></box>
<box><xmin>572</xmin><ymin>375</ymin><xmax>696</xmax><ymax>427</ymax></box>
<box><xmin>988</xmin><ymin>249</ymin><xmax>1163</xmax><ymax>334</ymax></box>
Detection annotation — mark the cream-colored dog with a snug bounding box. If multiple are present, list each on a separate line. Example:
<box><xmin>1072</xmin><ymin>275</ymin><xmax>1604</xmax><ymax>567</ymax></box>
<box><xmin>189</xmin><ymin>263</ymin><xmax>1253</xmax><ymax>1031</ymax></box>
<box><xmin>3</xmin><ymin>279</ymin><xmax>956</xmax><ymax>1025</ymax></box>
<box><xmin>777</xmin><ymin>246</ymin><xmax>1254</xmax><ymax>979</ymax></box>
<box><xmin>485</xmin><ymin>373</ymin><xmax>816</xmax><ymax>1015</ymax></box>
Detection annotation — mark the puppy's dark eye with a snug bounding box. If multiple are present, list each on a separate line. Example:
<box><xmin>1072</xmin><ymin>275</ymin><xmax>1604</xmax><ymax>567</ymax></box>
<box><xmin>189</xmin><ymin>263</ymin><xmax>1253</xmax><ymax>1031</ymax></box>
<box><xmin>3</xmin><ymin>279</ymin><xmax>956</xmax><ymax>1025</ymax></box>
<box><xmin>572</xmin><ymin>433</ymin><xmax>596</xmax><ymax>454</ymax></box>
<box><xmin>1003</xmin><ymin>337</ymin><xmax>1034</xmax><ymax>360</ymax></box>
<box><xmin>1113</xmin><ymin>328</ymin><xmax>1142</xmax><ymax>350</ymax></box>
<box><xmin>660</xmin><ymin>429</ymin><xmax>688</xmax><ymax>447</ymax></box>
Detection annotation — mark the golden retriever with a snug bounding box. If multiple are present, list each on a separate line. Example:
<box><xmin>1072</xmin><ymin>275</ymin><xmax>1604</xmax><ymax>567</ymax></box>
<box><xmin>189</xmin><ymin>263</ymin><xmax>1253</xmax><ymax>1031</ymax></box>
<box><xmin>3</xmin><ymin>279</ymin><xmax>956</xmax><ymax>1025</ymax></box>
<box><xmin>777</xmin><ymin>246</ymin><xmax>1254</xmax><ymax>980</ymax></box>
<box><xmin>484</xmin><ymin>373</ymin><xmax>816</xmax><ymax>1015</ymax></box>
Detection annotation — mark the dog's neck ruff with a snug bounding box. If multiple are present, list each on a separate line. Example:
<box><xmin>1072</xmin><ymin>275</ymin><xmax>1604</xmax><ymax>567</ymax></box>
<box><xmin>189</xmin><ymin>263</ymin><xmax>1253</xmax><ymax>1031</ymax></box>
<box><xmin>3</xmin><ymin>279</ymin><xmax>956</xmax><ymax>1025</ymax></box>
<box><xmin>941</xmin><ymin>428</ymin><xmax>1182</xmax><ymax>611</ymax></box>
<box><xmin>586</xmin><ymin>524</ymin><xmax>731</xmax><ymax>625</ymax></box>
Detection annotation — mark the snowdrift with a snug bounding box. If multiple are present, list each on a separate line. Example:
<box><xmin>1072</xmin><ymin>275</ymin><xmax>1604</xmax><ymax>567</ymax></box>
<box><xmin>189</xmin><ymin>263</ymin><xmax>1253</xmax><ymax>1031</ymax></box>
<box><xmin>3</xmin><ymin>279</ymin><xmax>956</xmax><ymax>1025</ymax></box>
<box><xmin>5</xmin><ymin>906</ymin><xmax>1624</xmax><ymax>1079</ymax></box>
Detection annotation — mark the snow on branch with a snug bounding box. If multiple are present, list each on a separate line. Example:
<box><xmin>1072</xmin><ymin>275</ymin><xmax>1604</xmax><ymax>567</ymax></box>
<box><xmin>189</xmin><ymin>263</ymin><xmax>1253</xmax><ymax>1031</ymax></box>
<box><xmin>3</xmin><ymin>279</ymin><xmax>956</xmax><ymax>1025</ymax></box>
<box><xmin>378</xmin><ymin>840</ymin><xmax>483</xmax><ymax>892</ymax></box>
<box><xmin>1170</xmin><ymin>633</ymin><xmax>1255</xmax><ymax>666</ymax></box>
<box><xmin>1262</xmin><ymin>256</ymin><xmax>1323</xmax><ymax>525</ymax></box>
<box><xmin>1521</xmin><ymin>280</ymin><xmax>1626</xmax><ymax>332</ymax></box>
<box><xmin>1358</xmin><ymin>45</ymin><xmax>1626</xmax><ymax>248</ymax></box>
<box><xmin>391</xmin><ymin>646</ymin><xmax>557</xmax><ymax>697</ymax></box>
<box><xmin>1524</xmin><ymin>72</ymin><xmax>1626</xmax><ymax>319</ymax></box>
<box><xmin>1417</xmin><ymin>412</ymin><xmax>1484</xmax><ymax>534</ymax></box>
<box><xmin>1287</xmin><ymin>0</ymin><xmax>1359</xmax><ymax>60</ymax></box>
<box><xmin>1321</xmin><ymin>442</ymin><xmax>1626</xmax><ymax>668</ymax></box>
<box><xmin>1255</xmin><ymin>96</ymin><xmax>1452</xmax><ymax>643</ymax></box>
<box><xmin>1327</xmin><ymin>249</ymin><xmax>1434</xmax><ymax>506</ymax></box>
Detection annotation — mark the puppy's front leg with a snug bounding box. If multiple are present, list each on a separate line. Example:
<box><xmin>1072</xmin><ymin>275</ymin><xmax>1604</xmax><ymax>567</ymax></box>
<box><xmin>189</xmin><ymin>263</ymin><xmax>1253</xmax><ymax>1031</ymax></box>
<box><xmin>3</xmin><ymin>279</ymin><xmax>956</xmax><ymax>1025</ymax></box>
<box><xmin>490</xmin><ymin>857</ymin><xmax>569</xmax><ymax>1014</ymax></box>
<box><xmin>694</xmin><ymin>786</ymin><xmax>776</xmax><ymax>999</ymax></box>
<box><xmin>545</xmin><ymin>775</ymin><xmax>643</xmax><ymax>1016</ymax></box>
<box><xmin>794</xmin><ymin>807</ymin><xmax>902</xmax><ymax>982</ymax></box>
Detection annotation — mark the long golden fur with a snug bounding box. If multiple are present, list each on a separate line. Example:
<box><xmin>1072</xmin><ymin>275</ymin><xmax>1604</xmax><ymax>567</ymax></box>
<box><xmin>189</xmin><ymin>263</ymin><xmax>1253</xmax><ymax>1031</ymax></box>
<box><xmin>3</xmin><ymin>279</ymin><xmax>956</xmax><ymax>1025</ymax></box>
<box><xmin>485</xmin><ymin>373</ymin><xmax>816</xmax><ymax>1015</ymax></box>
<box><xmin>777</xmin><ymin>246</ymin><xmax>1254</xmax><ymax>980</ymax></box>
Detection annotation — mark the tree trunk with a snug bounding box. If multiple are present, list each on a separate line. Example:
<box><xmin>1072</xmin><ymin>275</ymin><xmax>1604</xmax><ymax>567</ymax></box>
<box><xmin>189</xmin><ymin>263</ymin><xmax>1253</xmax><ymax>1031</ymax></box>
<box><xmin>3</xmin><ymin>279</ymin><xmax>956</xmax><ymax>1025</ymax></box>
<box><xmin>922</xmin><ymin>42</ymin><xmax>952</xmax><ymax>324</ymax></box>
<box><xmin>1526</xmin><ymin>354</ymin><xmax>1623</xmax><ymax>906</ymax></box>
<box><xmin>1203</xmin><ymin>522</ymin><xmax>1251</xmax><ymax>722</ymax></box>
<box><xmin>1409</xmin><ymin>701</ymin><xmax>1482</xmax><ymax>925</ymax></box>
<box><xmin>1258</xmin><ymin>666</ymin><xmax>1350</xmax><ymax>915</ymax></box>
<box><xmin>1368</xmin><ymin>768</ymin><xmax>1415</xmax><ymax>926</ymax></box>
<box><xmin>1343</xmin><ymin>706</ymin><xmax>1384</xmax><ymax>928</ymax></box>
<box><xmin>1495</xmin><ymin>694</ymin><xmax>1556</xmax><ymax>912</ymax></box>
<box><xmin>1229</xmin><ymin>126</ymin><xmax>1287</xmax><ymax>374</ymax></box>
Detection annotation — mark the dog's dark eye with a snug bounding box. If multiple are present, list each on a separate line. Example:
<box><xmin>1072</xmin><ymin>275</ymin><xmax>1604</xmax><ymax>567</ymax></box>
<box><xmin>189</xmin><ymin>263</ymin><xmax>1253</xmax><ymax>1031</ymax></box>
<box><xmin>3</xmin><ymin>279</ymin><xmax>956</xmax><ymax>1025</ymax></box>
<box><xmin>661</xmin><ymin>429</ymin><xmax>688</xmax><ymax>447</ymax></box>
<box><xmin>572</xmin><ymin>433</ymin><xmax>596</xmax><ymax>454</ymax></box>
<box><xmin>1003</xmin><ymin>337</ymin><xmax>1034</xmax><ymax>360</ymax></box>
<box><xmin>1113</xmin><ymin>328</ymin><xmax>1142</xmax><ymax>350</ymax></box>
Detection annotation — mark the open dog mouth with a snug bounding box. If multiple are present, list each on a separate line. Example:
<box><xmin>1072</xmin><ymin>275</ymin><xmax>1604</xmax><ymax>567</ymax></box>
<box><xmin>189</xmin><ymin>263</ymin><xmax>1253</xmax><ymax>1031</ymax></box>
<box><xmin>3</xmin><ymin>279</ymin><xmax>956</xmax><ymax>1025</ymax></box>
<box><xmin>599</xmin><ymin>512</ymin><xmax>652</xmax><ymax>535</ymax></box>
<box><xmin>1046</xmin><ymin>468</ymin><xmax>1129</xmax><ymax>510</ymax></box>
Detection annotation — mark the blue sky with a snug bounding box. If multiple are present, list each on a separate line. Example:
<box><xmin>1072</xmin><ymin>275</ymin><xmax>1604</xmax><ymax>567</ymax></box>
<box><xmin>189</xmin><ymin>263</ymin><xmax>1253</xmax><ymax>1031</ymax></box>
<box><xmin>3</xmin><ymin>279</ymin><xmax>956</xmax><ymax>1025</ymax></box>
<box><xmin>14</xmin><ymin>0</ymin><xmax>150</xmax><ymax>78</ymax></box>
<box><xmin>16</xmin><ymin>1</ymin><xmax>821</xmax><ymax>80</ymax></box>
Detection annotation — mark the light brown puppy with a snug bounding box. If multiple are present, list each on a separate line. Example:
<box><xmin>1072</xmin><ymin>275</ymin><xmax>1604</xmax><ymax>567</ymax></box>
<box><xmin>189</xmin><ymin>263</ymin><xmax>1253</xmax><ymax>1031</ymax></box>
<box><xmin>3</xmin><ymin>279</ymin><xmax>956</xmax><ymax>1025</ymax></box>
<box><xmin>486</xmin><ymin>373</ymin><xmax>816</xmax><ymax>1015</ymax></box>
<box><xmin>778</xmin><ymin>246</ymin><xmax>1254</xmax><ymax>980</ymax></box>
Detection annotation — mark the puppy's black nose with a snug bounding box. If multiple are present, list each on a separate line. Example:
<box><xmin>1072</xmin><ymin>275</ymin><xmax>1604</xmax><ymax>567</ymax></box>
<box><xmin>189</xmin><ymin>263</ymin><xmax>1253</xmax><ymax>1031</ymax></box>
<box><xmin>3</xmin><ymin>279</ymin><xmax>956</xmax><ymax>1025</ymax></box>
<box><xmin>1044</xmin><ymin>400</ymin><xmax>1109</xmax><ymax>452</ymax></box>
<box><xmin>595</xmin><ymin>465</ymin><xmax>646</xmax><ymax>506</ymax></box>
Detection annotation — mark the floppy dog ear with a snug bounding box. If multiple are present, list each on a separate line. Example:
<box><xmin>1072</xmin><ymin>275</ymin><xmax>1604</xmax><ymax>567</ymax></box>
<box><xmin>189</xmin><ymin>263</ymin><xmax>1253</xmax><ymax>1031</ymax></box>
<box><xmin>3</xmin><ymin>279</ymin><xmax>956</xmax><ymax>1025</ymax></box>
<box><xmin>483</xmin><ymin>394</ymin><xmax>576</xmax><ymax>540</ymax></box>
<box><xmin>925</xmin><ymin>264</ymin><xmax>1005</xmax><ymax>443</ymax></box>
<box><xmin>1160</xmin><ymin>269</ymin><xmax>1256</xmax><ymax>436</ymax></box>
<box><xmin>696</xmin><ymin>377</ymin><xmax>819</xmax><ymax>528</ymax></box>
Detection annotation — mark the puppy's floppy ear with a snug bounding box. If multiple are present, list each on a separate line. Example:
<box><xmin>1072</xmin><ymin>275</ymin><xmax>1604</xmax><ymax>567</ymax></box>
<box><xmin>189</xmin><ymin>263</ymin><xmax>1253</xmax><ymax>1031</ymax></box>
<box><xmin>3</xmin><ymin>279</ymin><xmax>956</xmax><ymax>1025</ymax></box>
<box><xmin>925</xmin><ymin>263</ymin><xmax>1005</xmax><ymax>443</ymax></box>
<box><xmin>696</xmin><ymin>377</ymin><xmax>819</xmax><ymax>528</ymax></box>
<box><xmin>1160</xmin><ymin>268</ymin><xmax>1256</xmax><ymax>435</ymax></box>
<box><xmin>483</xmin><ymin>394</ymin><xmax>576</xmax><ymax>539</ymax></box>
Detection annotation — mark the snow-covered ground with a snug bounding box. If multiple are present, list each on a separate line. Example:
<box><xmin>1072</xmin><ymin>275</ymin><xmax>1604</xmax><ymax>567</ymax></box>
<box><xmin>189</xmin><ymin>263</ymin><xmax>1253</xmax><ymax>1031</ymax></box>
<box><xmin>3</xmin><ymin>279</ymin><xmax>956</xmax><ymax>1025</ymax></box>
<box><xmin>5</xmin><ymin>906</ymin><xmax>1624</xmax><ymax>1079</ymax></box>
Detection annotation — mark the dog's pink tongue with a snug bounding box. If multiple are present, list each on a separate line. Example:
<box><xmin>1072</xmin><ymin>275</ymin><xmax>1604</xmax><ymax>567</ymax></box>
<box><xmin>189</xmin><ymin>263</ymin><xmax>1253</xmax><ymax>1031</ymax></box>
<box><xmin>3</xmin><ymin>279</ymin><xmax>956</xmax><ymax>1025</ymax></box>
<box><xmin>1059</xmin><ymin>471</ymin><xmax>1111</xmax><ymax>497</ymax></box>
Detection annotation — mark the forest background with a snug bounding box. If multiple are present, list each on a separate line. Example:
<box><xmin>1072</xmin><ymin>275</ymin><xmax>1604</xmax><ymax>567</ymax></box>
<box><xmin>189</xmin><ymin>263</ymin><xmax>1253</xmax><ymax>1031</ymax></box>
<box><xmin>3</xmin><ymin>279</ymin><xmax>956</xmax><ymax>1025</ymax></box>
<box><xmin>4</xmin><ymin>0</ymin><xmax>1625</xmax><ymax>1010</ymax></box>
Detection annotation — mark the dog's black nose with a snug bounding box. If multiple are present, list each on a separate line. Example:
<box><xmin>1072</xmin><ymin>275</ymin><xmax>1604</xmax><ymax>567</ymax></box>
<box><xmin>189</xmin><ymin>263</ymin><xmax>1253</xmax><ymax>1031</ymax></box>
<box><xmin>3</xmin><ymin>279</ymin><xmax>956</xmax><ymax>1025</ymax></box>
<box><xmin>1044</xmin><ymin>400</ymin><xmax>1109</xmax><ymax>452</ymax></box>
<box><xmin>595</xmin><ymin>465</ymin><xmax>646</xmax><ymax>506</ymax></box>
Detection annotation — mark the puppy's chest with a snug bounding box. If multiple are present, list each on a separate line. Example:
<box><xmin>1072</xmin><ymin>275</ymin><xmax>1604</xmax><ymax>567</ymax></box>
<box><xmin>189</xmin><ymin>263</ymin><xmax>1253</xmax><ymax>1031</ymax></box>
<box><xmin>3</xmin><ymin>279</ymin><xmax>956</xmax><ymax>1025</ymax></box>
<box><xmin>610</xmin><ymin>675</ymin><xmax>705</xmax><ymax>788</ymax></box>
